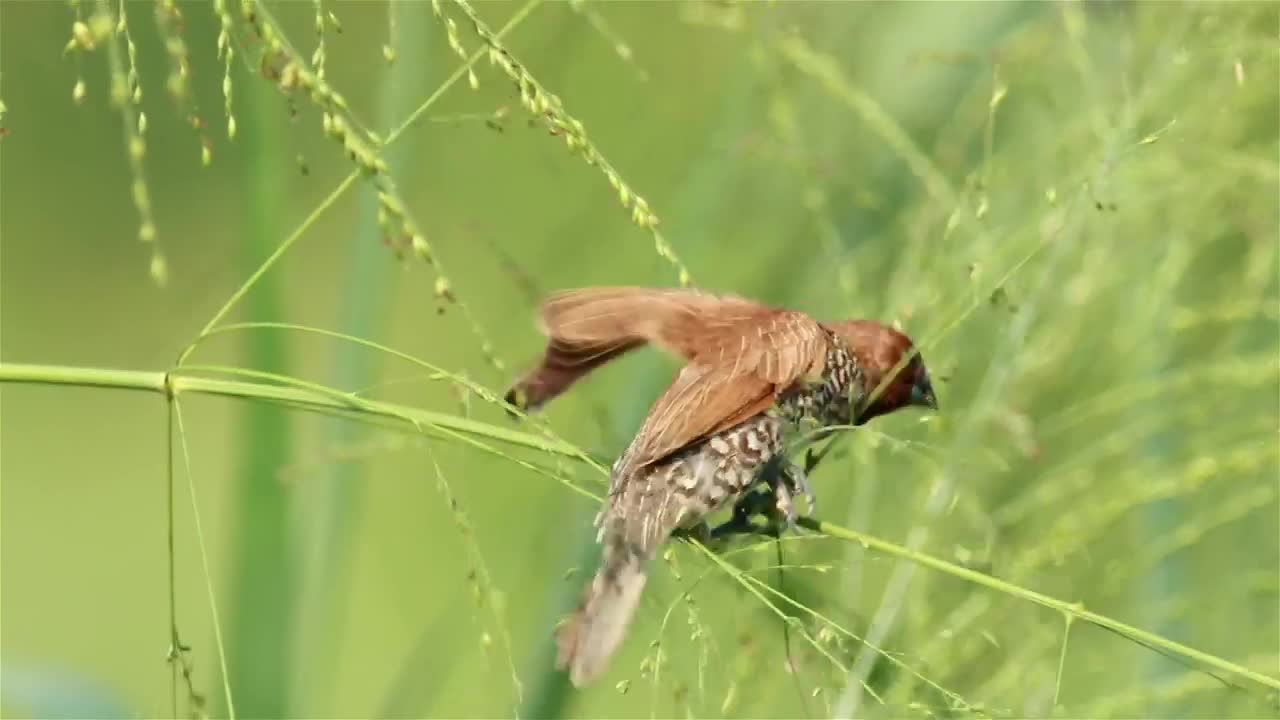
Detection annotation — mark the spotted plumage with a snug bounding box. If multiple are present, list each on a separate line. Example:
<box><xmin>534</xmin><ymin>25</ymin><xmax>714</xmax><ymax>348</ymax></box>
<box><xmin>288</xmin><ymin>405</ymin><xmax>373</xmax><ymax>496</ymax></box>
<box><xmin>504</xmin><ymin>286</ymin><xmax>939</xmax><ymax>687</ymax></box>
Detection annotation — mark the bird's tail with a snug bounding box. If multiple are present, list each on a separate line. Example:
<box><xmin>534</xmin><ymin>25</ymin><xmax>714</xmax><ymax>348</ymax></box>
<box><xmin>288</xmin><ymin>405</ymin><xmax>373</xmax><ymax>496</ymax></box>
<box><xmin>555</xmin><ymin>525</ymin><xmax>651</xmax><ymax>687</ymax></box>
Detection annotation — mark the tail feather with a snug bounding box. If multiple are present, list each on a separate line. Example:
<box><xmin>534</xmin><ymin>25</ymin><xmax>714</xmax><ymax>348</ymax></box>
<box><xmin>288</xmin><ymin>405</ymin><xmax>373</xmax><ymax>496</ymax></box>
<box><xmin>555</xmin><ymin>532</ymin><xmax>651</xmax><ymax>687</ymax></box>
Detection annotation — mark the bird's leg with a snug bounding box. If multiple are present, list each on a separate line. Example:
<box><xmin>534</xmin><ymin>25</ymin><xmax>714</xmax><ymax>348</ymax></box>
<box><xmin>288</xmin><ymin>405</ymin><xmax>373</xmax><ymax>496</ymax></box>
<box><xmin>771</xmin><ymin>469</ymin><xmax>800</xmax><ymax>533</ymax></box>
<box><xmin>670</xmin><ymin>520</ymin><xmax>713</xmax><ymax>545</ymax></box>
<box><xmin>705</xmin><ymin>440</ymin><xmax>842</xmax><ymax>544</ymax></box>
<box><xmin>716</xmin><ymin>457</ymin><xmax>805</xmax><ymax>537</ymax></box>
<box><xmin>779</xmin><ymin>461</ymin><xmax>816</xmax><ymax>518</ymax></box>
<box><xmin>706</xmin><ymin>487</ymin><xmax>777</xmax><ymax>541</ymax></box>
<box><xmin>768</xmin><ymin>474</ymin><xmax>788</xmax><ymax>530</ymax></box>
<box><xmin>779</xmin><ymin>435</ymin><xmax>841</xmax><ymax>518</ymax></box>
<box><xmin>761</xmin><ymin>454</ymin><xmax>819</xmax><ymax>534</ymax></box>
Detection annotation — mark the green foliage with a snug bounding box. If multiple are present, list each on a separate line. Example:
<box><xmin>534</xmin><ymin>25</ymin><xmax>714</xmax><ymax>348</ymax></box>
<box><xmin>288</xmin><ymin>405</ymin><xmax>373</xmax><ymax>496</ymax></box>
<box><xmin>1</xmin><ymin>2</ymin><xmax>1276</xmax><ymax>719</ymax></box>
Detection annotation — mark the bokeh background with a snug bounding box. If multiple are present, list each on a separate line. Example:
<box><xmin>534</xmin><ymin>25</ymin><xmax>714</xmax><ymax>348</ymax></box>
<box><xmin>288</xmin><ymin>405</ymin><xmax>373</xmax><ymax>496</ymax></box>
<box><xmin>2</xmin><ymin>1</ymin><xmax>1278</xmax><ymax>718</ymax></box>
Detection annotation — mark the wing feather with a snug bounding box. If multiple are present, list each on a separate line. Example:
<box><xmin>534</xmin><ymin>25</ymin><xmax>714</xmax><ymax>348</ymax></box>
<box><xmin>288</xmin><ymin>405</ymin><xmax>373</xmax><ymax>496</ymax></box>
<box><xmin>610</xmin><ymin>311</ymin><xmax>830</xmax><ymax>483</ymax></box>
<box><xmin>509</xmin><ymin>287</ymin><xmax>832</xmax><ymax>485</ymax></box>
<box><xmin>507</xmin><ymin>287</ymin><xmax>769</xmax><ymax>411</ymax></box>
<box><xmin>539</xmin><ymin>286</ymin><xmax>762</xmax><ymax>359</ymax></box>
<box><xmin>610</xmin><ymin>364</ymin><xmax>775</xmax><ymax>489</ymax></box>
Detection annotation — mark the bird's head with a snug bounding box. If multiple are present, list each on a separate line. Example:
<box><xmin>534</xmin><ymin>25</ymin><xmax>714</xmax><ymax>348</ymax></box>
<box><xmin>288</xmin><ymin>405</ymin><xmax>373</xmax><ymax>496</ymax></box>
<box><xmin>824</xmin><ymin>320</ymin><xmax>937</xmax><ymax>424</ymax></box>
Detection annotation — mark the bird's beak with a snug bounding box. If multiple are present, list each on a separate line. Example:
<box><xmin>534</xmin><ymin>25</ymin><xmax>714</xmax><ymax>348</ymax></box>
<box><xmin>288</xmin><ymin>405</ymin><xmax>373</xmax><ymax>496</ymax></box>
<box><xmin>911</xmin><ymin>373</ymin><xmax>939</xmax><ymax>411</ymax></box>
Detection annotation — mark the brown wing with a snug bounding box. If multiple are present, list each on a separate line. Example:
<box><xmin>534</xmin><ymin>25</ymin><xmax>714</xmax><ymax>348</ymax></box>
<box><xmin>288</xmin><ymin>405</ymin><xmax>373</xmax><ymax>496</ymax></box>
<box><xmin>610</xmin><ymin>310</ymin><xmax>830</xmax><ymax>484</ymax></box>
<box><xmin>538</xmin><ymin>287</ymin><xmax>762</xmax><ymax>354</ymax></box>
<box><xmin>505</xmin><ymin>286</ymin><xmax>769</xmax><ymax>411</ymax></box>
<box><xmin>503</xmin><ymin>337</ymin><xmax>646</xmax><ymax>412</ymax></box>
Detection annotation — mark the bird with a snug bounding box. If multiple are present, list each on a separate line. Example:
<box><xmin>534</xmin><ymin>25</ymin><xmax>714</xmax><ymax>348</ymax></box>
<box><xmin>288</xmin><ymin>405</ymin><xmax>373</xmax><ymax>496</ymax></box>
<box><xmin>504</xmin><ymin>286</ymin><xmax>938</xmax><ymax>687</ymax></box>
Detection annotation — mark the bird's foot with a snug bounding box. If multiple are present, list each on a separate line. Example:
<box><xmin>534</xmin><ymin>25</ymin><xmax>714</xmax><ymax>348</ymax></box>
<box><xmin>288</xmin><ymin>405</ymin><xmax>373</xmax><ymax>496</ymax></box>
<box><xmin>754</xmin><ymin>456</ymin><xmax>815</xmax><ymax>535</ymax></box>
<box><xmin>710</xmin><ymin>485</ymin><xmax>806</xmax><ymax>542</ymax></box>
<box><xmin>671</xmin><ymin>521</ymin><xmax>713</xmax><ymax>545</ymax></box>
<box><xmin>771</xmin><ymin>477</ymin><xmax>799</xmax><ymax>535</ymax></box>
<box><xmin>703</xmin><ymin>455</ymin><xmax>823</xmax><ymax>545</ymax></box>
<box><xmin>780</xmin><ymin>460</ymin><xmax>817</xmax><ymax>518</ymax></box>
<box><xmin>704</xmin><ymin>488</ymin><xmax>778</xmax><ymax>542</ymax></box>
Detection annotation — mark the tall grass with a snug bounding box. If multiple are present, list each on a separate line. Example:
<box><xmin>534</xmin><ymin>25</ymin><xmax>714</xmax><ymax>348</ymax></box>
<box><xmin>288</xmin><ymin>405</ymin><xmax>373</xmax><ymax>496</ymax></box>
<box><xmin>220</xmin><ymin>26</ymin><xmax>292</xmax><ymax>719</ymax></box>
<box><xmin>1</xmin><ymin>2</ymin><xmax>1276</xmax><ymax>719</ymax></box>
<box><xmin>293</xmin><ymin>4</ymin><xmax>431</xmax><ymax>715</ymax></box>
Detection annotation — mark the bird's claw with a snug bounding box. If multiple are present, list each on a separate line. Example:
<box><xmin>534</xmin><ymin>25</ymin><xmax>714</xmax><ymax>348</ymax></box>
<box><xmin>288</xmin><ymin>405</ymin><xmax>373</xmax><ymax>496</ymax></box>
<box><xmin>670</xmin><ymin>521</ymin><xmax>713</xmax><ymax>545</ymax></box>
<box><xmin>771</xmin><ymin>477</ymin><xmax>799</xmax><ymax>535</ymax></box>
<box><xmin>703</xmin><ymin>456</ymin><xmax>822</xmax><ymax>545</ymax></box>
<box><xmin>781</xmin><ymin>461</ymin><xmax>817</xmax><ymax>518</ymax></box>
<box><xmin>705</xmin><ymin>488</ymin><xmax>777</xmax><ymax>542</ymax></box>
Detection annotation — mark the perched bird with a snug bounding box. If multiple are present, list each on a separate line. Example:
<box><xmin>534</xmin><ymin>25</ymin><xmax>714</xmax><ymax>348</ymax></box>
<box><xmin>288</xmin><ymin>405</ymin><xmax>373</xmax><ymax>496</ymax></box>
<box><xmin>505</xmin><ymin>287</ymin><xmax>937</xmax><ymax>687</ymax></box>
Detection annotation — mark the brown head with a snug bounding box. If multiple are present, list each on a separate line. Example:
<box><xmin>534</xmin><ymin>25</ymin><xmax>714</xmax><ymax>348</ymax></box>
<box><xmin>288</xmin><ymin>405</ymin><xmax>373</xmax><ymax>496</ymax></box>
<box><xmin>823</xmin><ymin>320</ymin><xmax>937</xmax><ymax>424</ymax></box>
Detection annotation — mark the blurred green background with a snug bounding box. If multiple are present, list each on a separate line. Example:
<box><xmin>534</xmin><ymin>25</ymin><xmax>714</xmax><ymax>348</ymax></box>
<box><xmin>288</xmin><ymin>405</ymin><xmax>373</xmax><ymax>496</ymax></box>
<box><xmin>2</xmin><ymin>1</ymin><xmax>1277</xmax><ymax>718</ymax></box>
